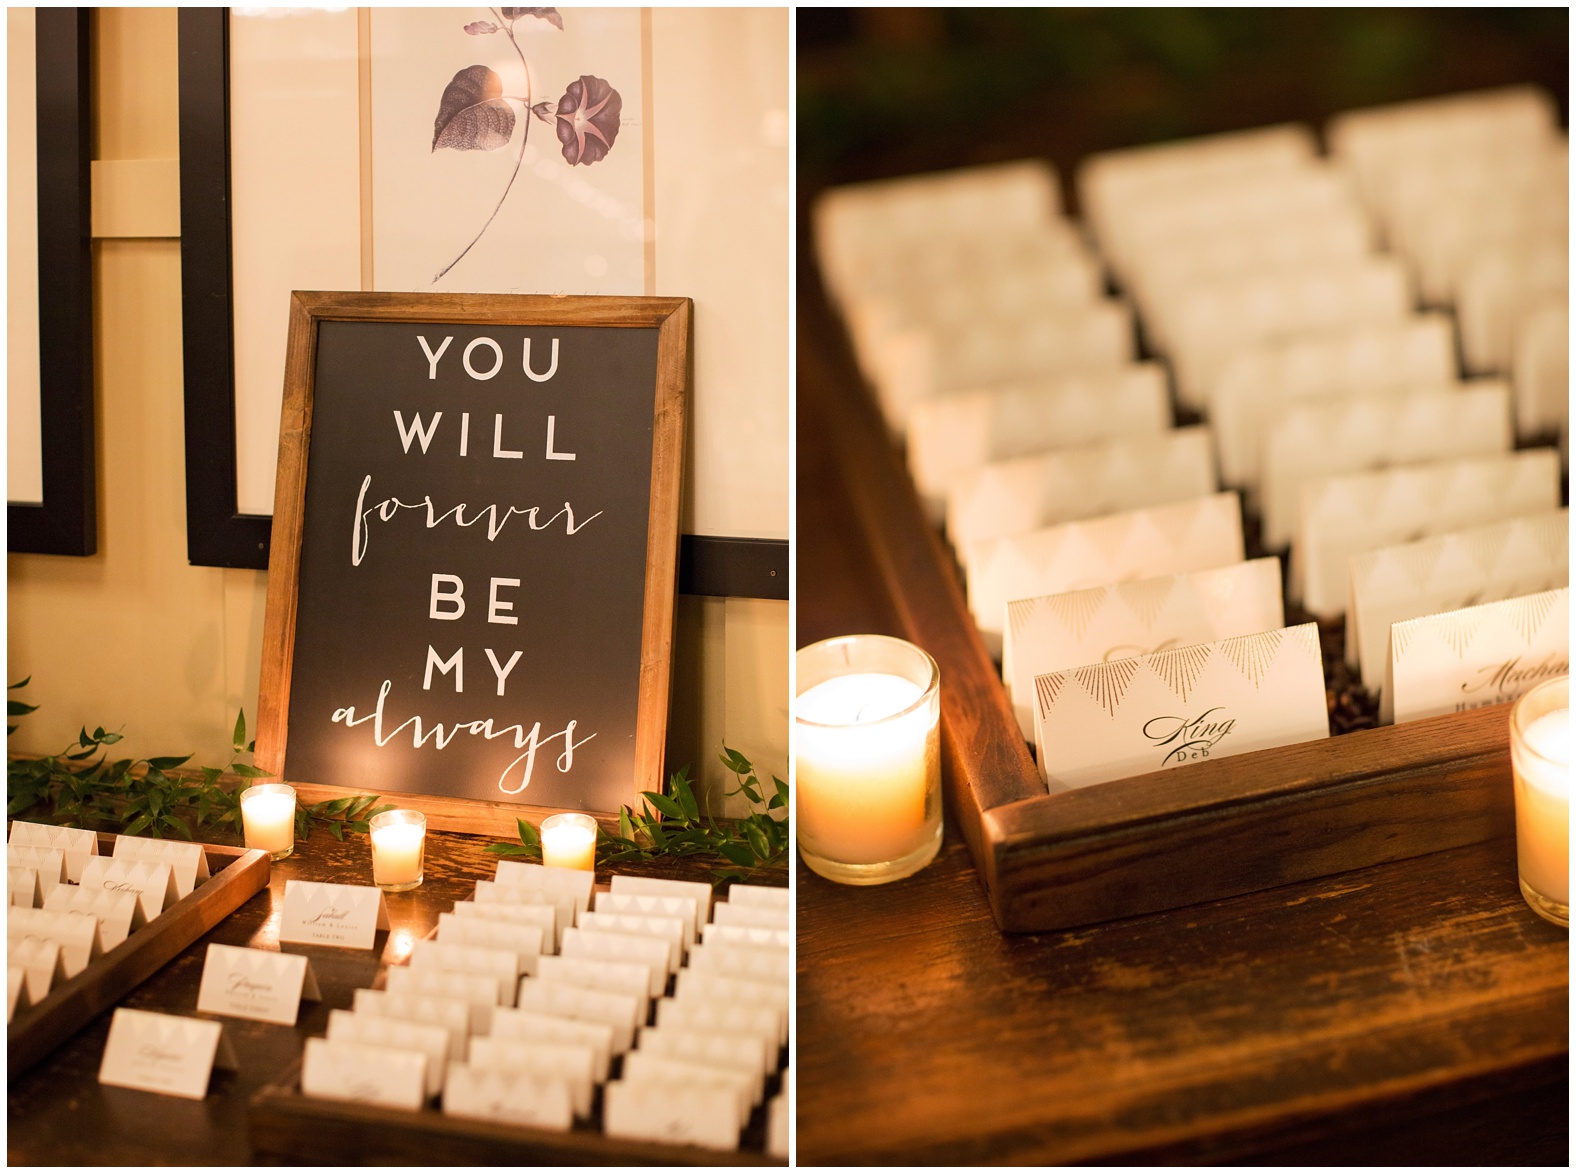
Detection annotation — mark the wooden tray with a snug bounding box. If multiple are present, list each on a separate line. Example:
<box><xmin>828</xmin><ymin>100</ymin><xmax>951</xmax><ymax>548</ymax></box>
<box><xmin>800</xmin><ymin>278</ymin><xmax>1519</xmax><ymax>934</ymax></box>
<box><xmin>7</xmin><ymin>835</ymin><xmax>271</xmax><ymax>1076</ymax></box>
<box><xmin>250</xmin><ymin>1056</ymin><xmax>786</xmax><ymax>1166</ymax></box>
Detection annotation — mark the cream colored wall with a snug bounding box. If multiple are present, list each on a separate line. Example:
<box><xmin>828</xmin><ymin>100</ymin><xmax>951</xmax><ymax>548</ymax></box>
<box><xmin>6</xmin><ymin>8</ymin><xmax>787</xmax><ymax>813</ymax></box>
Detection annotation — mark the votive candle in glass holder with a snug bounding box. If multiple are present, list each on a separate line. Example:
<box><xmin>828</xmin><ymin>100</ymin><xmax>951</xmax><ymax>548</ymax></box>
<box><xmin>1509</xmin><ymin>675</ymin><xmax>1568</xmax><ymax>927</ymax></box>
<box><xmin>370</xmin><ymin>809</ymin><xmax>426</xmax><ymax>892</ymax></box>
<box><xmin>540</xmin><ymin>812</ymin><xmax>598</xmax><ymax>872</ymax></box>
<box><xmin>240</xmin><ymin>783</ymin><xmax>296</xmax><ymax>860</ymax></box>
<box><xmin>795</xmin><ymin>633</ymin><xmax>942</xmax><ymax>885</ymax></box>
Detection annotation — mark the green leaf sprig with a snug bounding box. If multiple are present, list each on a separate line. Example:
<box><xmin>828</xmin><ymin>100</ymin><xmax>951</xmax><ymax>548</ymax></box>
<box><xmin>484</xmin><ymin>746</ymin><xmax>789</xmax><ymax>883</ymax></box>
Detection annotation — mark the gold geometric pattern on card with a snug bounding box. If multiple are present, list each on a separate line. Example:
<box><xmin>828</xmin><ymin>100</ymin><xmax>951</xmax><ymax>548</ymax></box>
<box><xmin>1044</xmin><ymin>585</ymin><xmax>1106</xmax><ymax>640</ymax></box>
<box><xmin>1462</xmin><ymin>525</ymin><xmax>1511</xmax><ymax>578</ymax></box>
<box><xmin>1005</xmin><ymin>597</ymin><xmax>1041</xmax><ymax>640</ymax></box>
<box><xmin>1118</xmin><ymin>575</ymin><xmax>1176</xmax><ymax>627</ymax></box>
<box><xmin>1528</xmin><ymin>513</ymin><xmax>1568</xmax><ymax>566</ymax></box>
<box><xmin>1219</xmin><ymin>629</ymin><xmax>1284</xmax><ymax>690</ymax></box>
<box><xmin>1390</xmin><ymin>538</ymin><xmax>1445</xmax><ymax>589</ymax></box>
<box><xmin>1391</xmin><ymin>620</ymin><xmax>1414</xmax><ymax>659</ymax></box>
<box><xmin>1435</xmin><ymin>609</ymin><xmax>1485</xmax><ymax>659</ymax></box>
<box><xmin>1072</xmin><ymin>659</ymin><xmax>1138</xmax><ymax>717</ymax></box>
<box><xmin>1147</xmin><ymin>643</ymin><xmax>1212</xmax><ymax>703</ymax></box>
<box><xmin>1035</xmin><ymin>671</ymin><xmax>1066</xmax><ymax>715</ymax></box>
<box><xmin>1508</xmin><ymin>589</ymin><xmax>1560</xmax><ymax>646</ymax></box>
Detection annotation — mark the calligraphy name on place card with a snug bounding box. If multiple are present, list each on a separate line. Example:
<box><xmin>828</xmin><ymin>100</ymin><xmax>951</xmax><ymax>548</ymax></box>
<box><xmin>8</xmin><ymin>906</ymin><xmax>100</xmax><ymax>977</ymax></box>
<box><xmin>97</xmin><ymin>1007</ymin><xmax>237</xmax><ymax>1101</ymax></box>
<box><xmin>8</xmin><ymin>821</ymin><xmax>98</xmax><ymax>883</ymax></box>
<box><xmin>195</xmin><ymin>944</ymin><xmax>321</xmax><ymax>1026</ymax></box>
<box><xmin>602</xmin><ymin>1079</ymin><xmax>741</xmax><ymax>1151</ymax></box>
<box><xmin>279</xmin><ymin>879</ymin><xmax>389</xmax><ymax>950</ymax></box>
<box><xmin>1033</xmin><ymin>624</ymin><xmax>1330</xmax><ymax>791</ymax></box>
<box><xmin>78</xmin><ymin>857</ymin><xmax>178</xmax><ymax>923</ymax></box>
<box><xmin>300</xmin><ymin>1036</ymin><xmax>427</xmax><ymax>1111</ymax></box>
<box><xmin>112</xmin><ymin>834</ymin><xmax>210</xmax><ymax>900</ymax></box>
<box><xmin>43</xmin><ymin>886</ymin><xmax>143</xmax><ymax>951</ymax></box>
<box><xmin>1384</xmin><ymin>588</ymin><xmax>1570</xmax><ymax>725</ymax></box>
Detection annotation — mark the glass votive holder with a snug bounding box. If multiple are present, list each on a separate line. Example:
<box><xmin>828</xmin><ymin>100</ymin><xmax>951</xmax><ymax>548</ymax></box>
<box><xmin>795</xmin><ymin>633</ymin><xmax>942</xmax><ymax>885</ymax></box>
<box><xmin>369</xmin><ymin>809</ymin><xmax>426</xmax><ymax>892</ymax></box>
<box><xmin>1509</xmin><ymin>675</ymin><xmax>1568</xmax><ymax>927</ymax></box>
<box><xmin>239</xmin><ymin>783</ymin><xmax>296</xmax><ymax>860</ymax></box>
<box><xmin>540</xmin><ymin>812</ymin><xmax>599</xmax><ymax>871</ymax></box>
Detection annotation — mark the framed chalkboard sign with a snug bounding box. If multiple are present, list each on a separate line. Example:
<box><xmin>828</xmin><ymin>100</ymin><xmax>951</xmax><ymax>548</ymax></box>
<box><xmin>255</xmin><ymin>292</ymin><xmax>690</xmax><ymax>834</ymax></box>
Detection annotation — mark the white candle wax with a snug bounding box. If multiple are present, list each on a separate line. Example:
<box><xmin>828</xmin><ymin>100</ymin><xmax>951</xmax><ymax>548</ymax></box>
<box><xmin>241</xmin><ymin>790</ymin><xmax>295</xmax><ymax>854</ymax></box>
<box><xmin>1514</xmin><ymin>706</ymin><xmax>1568</xmax><ymax>907</ymax></box>
<box><xmin>796</xmin><ymin>672</ymin><xmax>936</xmax><ymax>865</ymax></box>
<box><xmin>371</xmin><ymin>821</ymin><xmax>425</xmax><ymax>887</ymax></box>
<box><xmin>541</xmin><ymin>818</ymin><xmax>597</xmax><ymax>872</ymax></box>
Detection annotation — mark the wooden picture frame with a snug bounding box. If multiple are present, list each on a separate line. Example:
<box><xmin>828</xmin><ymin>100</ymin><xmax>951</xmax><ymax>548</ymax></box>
<box><xmin>256</xmin><ymin>291</ymin><xmax>691</xmax><ymax>838</ymax></box>
<box><xmin>7</xmin><ymin>7</ymin><xmax>96</xmax><ymax>557</ymax></box>
<box><xmin>801</xmin><ymin>274</ymin><xmax>1521</xmax><ymax>935</ymax></box>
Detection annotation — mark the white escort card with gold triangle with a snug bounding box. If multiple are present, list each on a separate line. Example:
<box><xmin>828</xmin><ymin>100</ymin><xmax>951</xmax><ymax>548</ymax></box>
<box><xmin>1033</xmin><ymin>624</ymin><xmax>1330</xmax><ymax>791</ymax></box>
<box><xmin>8</xmin><ymin>821</ymin><xmax>98</xmax><ymax>883</ymax></box>
<box><xmin>97</xmin><ymin>1007</ymin><xmax>238</xmax><ymax>1101</ymax></box>
<box><xmin>1383</xmin><ymin>588</ymin><xmax>1569</xmax><ymax>725</ymax></box>
<box><xmin>279</xmin><ymin>880</ymin><xmax>389</xmax><ymax>950</ymax></box>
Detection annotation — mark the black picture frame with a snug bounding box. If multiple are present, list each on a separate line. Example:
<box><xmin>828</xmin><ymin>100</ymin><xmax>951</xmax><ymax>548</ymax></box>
<box><xmin>174</xmin><ymin>7</ymin><xmax>786</xmax><ymax>596</ymax></box>
<box><xmin>7</xmin><ymin>7</ymin><xmax>96</xmax><ymax>557</ymax></box>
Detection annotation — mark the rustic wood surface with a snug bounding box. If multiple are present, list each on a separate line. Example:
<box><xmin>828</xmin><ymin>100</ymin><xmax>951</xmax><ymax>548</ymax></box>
<box><xmin>5</xmin><ymin>826</ymin><xmax>785</xmax><ymax>1166</ymax></box>
<box><xmin>797</xmin><ymin>263</ymin><xmax>1567</xmax><ymax>1163</ymax></box>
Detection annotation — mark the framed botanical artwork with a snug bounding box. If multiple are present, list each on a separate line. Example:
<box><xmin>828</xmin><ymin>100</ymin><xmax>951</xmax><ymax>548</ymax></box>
<box><xmin>7</xmin><ymin>7</ymin><xmax>96</xmax><ymax>557</ymax></box>
<box><xmin>178</xmin><ymin>7</ymin><xmax>786</xmax><ymax>595</ymax></box>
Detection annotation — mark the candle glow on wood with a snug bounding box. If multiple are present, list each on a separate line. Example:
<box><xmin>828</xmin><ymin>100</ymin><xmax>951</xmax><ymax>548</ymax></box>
<box><xmin>240</xmin><ymin>784</ymin><xmax>296</xmax><ymax>858</ymax></box>
<box><xmin>796</xmin><ymin>670</ymin><xmax>939</xmax><ymax>869</ymax></box>
<box><xmin>1512</xmin><ymin>699</ymin><xmax>1568</xmax><ymax>919</ymax></box>
<box><xmin>370</xmin><ymin>810</ymin><xmax>426</xmax><ymax>890</ymax></box>
<box><xmin>541</xmin><ymin>813</ymin><xmax>598</xmax><ymax>871</ymax></box>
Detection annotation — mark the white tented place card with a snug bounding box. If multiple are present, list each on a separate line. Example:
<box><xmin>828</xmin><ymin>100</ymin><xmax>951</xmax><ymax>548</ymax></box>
<box><xmin>300</xmin><ymin>1035</ymin><xmax>427</xmax><ymax>1111</ymax></box>
<box><xmin>384</xmin><ymin>964</ymin><xmax>506</xmax><ymax>1035</ymax></box>
<box><xmin>350</xmin><ymin>988</ymin><xmax>469</xmax><ymax>1058</ymax></box>
<box><xmin>442</xmin><ymin>1063</ymin><xmax>574</xmax><ymax>1131</ymax></box>
<box><xmin>1295</xmin><ymin>449</ymin><xmax>1562</xmax><ymax>618</ymax></box>
<box><xmin>450</xmin><ymin>899</ymin><xmax>559</xmax><ymax>952</ymax></box>
<box><xmin>673</xmin><ymin>972</ymin><xmax>788</xmax><ymax>1045</ymax></box>
<box><xmin>111</xmin><ymin>834</ymin><xmax>210</xmax><ymax>900</ymax></box>
<box><xmin>575</xmin><ymin>911</ymin><xmax>687</xmax><ymax>973</ymax></box>
<box><xmin>723</xmin><ymin>883</ymin><xmax>790</xmax><ymax>911</ymax></box>
<box><xmin>965</xmin><ymin>492</ymin><xmax>1247</xmax><ymax>656</ymax></box>
<box><xmin>9</xmin><ymin>821</ymin><xmax>98</xmax><ymax>883</ymax></box>
<box><xmin>9</xmin><ymin>865</ymin><xmax>40</xmax><ymax>909</ymax></box>
<box><xmin>465</xmin><ymin>1036</ymin><xmax>596</xmax><ymax>1116</ymax></box>
<box><xmin>8</xmin><ymin>934</ymin><xmax>67</xmax><ymax>1003</ymax></box>
<box><xmin>1258</xmin><ymin>383</ymin><xmax>1514</xmax><ymax>548</ymax></box>
<box><xmin>593</xmin><ymin>891</ymin><xmax>700</xmax><ymax>945</ymax></box>
<box><xmin>685</xmin><ymin>943</ymin><xmax>790</xmax><ymax>988</ymax></box>
<box><xmin>435</xmin><ymin>912</ymin><xmax>544</xmax><ymax>976</ymax></box>
<box><xmin>409</xmin><ymin>940</ymin><xmax>521</xmax><ymax>1003</ymax></box>
<box><xmin>905</xmin><ymin>364</ymin><xmax>1170</xmax><ymax>519</ymax></box>
<box><xmin>1384</xmin><ymin>588</ymin><xmax>1569</xmax><ymax>725</ymax></box>
<box><xmin>489</xmin><ymin>1005</ymin><xmax>614</xmax><ymax>1081</ymax></box>
<box><xmin>473</xmin><ymin>881</ymin><xmax>575</xmax><ymax>948</ymax></box>
<box><xmin>514</xmin><ymin>978</ymin><xmax>641</xmax><ymax>1054</ymax></box>
<box><xmin>1206</xmin><ymin>314</ymin><xmax>1458</xmax><ymax>490</ymax></box>
<box><xmin>654</xmin><ymin>998</ymin><xmax>781</xmax><ymax>1070</ymax></box>
<box><xmin>7</xmin><ymin>845</ymin><xmax>65</xmax><ymax>901</ymax></box>
<box><xmin>946</xmin><ymin>426</ymin><xmax>1217</xmax><ymax>549</ymax></box>
<box><xmin>603</xmin><ymin>1078</ymin><xmax>741</xmax><ymax>1152</ymax></box>
<box><xmin>8</xmin><ymin>966</ymin><xmax>27</xmax><ymax>1022</ymax></box>
<box><xmin>78</xmin><ymin>858</ymin><xmax>177</xmax><ymax>923</ymax></box>
<box><xmin>1033</xmin><ymin>624</ymin><xmax>1331</xmax><ymax>791</ymax></box>
<box><xmin>493</xmin><ymin>860</ymin><xmax>594</xmax><ymax>917</ymax></box>
<box><xmin>278</xmin><ymin>879</ymin><xmax>389</xmax><ymax>950</ymax></box>
<box><xmin>1348</xmin><ymin>511</ymin><xmax>1569</xmax><ymax>693</ymax></box>
<box><xmin>8</xmin><ymin>906</ymin><xmax>101</xmax><ymax>977</ymax></box>
<box><xmin>635</xmin><ymin>1026</ymin><xmax>768</xmax><ymax>1105</ymax></box>
<box><xmin>560</xmin><ymin>927</ymin><xmax>669</xmax><ymax>996</ymax></box>
<box><xmin>1003</xmin><ymin>558</ymin><xmax>1285</xmax><ymax>742</ymax></box>
<box><xmin>620</xmin><ymin>1053</ymin><xmax>753</xmax><ymax>1124</ymax></box>
<box><xmin>195</xmin><ymin>944</ymin><xmax>321</xmax><ymax>1026</ymax></box>
<box><xmin>97</xmin><ymin>1007</ymin><xmax>237</xmax><ymax>1101</ymax></box>
<box><xmin>700</xmin><ymin>923</ymin><xmax>792</xmax><ymax>952</ymax></box>
<box><xmin>43</xmin><ymin>886</ymin><xmax>143</xmax><ymax>951</ymax></box>
<box><xmin>325</xmin><ymin>1008</ymin><xmax>451</xmax><ymax>1097</ymax></box>
<box><xmin>535</xmin><ymin>952</ymin><xmax>652</xmax><ymax>1005</ymax></box>
<box><xmin>609</xmin><ymin>875</ymin><xmax>714</xmax><ymax>940</ymax></box>
<box><xmin>710</xmin><ymin>901</ymin><xmax>790</xmax><ymax>930</ymax></box>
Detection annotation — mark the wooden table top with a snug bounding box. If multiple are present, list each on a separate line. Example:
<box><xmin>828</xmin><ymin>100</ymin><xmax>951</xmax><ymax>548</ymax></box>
<box><xmin>794</xmin><ymin>290</ymin><xmax>1570</xmax><ymax>1165</ymax></box>
<box><xmin>6</xmin><ymin>827</ymin><xmax>783</xmax><ymax>1166</ymax></box>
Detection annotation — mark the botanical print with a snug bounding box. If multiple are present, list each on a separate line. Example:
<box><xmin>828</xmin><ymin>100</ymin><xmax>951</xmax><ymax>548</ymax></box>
<box><xmin>431</xmin><ymin>8</ymin><xmax>624</xmax><ymax>282</ymax></box>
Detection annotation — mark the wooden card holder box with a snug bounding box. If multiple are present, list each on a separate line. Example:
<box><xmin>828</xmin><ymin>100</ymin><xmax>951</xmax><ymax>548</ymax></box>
<box><xmin>801</xmin><ymin>288</ymin><xmax>1518</xmax><ymax>935</ymax></box>
<box><xmin>7</xmin><ymin>835</ymin><xmax>271</xmax><ymax>1076</ymax></box>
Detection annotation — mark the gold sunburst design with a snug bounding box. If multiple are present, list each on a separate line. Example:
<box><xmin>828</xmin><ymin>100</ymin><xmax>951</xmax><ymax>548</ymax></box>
<box><xmin>1072</xmin><ymin>659</ymin><xmax>1138</xmax><ymax>718</ymax></box>
<box><xmin>1219</xmin><ymin>628</ymin><xmax>1285</xmax><ymax>690</ymax></box>
<box><xmin>1118</xmin><ymin>574</ymin><xmax>1176</xmax><ymax>628</ymax></box>
<box><xmin>1044</xmin><ymin>584</ymin><xmax>1106</xmax><ymax>640</ymax></box>
<box><xmin>1147</xmin><ymin>643</ymin><xmax>1214</xmax><ymax>703</ymax></box>
<box><xmin>1035</xmin><ymin>671</ymin><xmax>1066</xmax><ymax>715</ymax></box>
<box><xmin>1507</xmin><ymin>588</ymin><xmax>1562</xmax><ymax>646</ymax></box>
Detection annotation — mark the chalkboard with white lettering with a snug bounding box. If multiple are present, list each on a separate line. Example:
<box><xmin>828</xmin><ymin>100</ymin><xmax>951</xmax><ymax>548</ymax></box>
<box><xmin>255</xmin><ymin>293</ymin><xmax>690</xmax><ymax>829</ymax></box>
